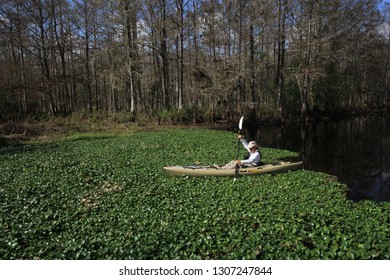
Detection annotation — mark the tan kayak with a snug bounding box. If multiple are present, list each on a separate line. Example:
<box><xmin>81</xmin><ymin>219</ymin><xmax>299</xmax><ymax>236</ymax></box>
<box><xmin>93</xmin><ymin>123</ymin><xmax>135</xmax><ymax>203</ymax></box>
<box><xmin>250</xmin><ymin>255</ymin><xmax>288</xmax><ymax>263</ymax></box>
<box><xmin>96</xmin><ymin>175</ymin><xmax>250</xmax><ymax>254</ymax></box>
<box><xmin>164</xmin><ymin>161</ymin><xmax>303</xmax><ymax>177</ymax></box>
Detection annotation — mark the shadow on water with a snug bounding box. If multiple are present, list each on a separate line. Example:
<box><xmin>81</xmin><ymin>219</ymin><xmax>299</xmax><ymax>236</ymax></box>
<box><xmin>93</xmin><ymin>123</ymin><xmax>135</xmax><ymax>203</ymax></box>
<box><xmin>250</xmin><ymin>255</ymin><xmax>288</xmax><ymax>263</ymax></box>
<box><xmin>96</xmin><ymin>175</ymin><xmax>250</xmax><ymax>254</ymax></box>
<box><xmin>244</xmin><ymin>115</ymin><xmax>390</xmax><ymax>202</ymax></box>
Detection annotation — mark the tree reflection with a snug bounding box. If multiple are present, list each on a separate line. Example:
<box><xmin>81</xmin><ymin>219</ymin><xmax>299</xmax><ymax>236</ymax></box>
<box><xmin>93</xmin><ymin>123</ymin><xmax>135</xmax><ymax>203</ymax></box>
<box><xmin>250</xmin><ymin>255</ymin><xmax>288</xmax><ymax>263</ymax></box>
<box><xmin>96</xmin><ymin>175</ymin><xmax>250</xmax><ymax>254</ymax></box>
<box><xmin>245</xmin><ymin>115</ymin><xmax>390</xmax><ymax>202</ymax></box>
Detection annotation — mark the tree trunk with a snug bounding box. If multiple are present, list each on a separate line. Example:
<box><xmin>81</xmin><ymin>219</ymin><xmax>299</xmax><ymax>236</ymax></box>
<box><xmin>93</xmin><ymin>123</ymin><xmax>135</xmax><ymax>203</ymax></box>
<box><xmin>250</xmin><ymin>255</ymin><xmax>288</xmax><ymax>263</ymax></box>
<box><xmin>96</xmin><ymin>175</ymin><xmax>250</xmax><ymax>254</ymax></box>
<box><xmin>276</xmin><ymin>0</ymin><xmax>287</xmax><ymax>119</ymax></box>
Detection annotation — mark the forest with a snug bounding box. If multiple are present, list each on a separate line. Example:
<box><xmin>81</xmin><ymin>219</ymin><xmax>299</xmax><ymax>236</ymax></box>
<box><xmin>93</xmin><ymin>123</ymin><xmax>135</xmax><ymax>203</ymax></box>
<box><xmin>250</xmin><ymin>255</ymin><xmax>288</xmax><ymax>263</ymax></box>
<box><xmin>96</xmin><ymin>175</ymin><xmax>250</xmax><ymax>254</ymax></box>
<box><xmin>1</xmin><ymin>0</ymin><xmax>390</xmax><ymax>123</ymax></box>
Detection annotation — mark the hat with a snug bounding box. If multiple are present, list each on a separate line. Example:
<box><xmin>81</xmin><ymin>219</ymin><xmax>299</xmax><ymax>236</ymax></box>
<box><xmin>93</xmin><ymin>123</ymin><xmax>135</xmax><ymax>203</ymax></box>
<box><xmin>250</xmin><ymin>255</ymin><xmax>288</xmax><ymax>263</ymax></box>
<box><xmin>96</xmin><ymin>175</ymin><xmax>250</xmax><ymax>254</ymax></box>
<box><xmin>248</xmin><ymin>141</ymin><xmax>258</xmax><ymax>149</ymax></box>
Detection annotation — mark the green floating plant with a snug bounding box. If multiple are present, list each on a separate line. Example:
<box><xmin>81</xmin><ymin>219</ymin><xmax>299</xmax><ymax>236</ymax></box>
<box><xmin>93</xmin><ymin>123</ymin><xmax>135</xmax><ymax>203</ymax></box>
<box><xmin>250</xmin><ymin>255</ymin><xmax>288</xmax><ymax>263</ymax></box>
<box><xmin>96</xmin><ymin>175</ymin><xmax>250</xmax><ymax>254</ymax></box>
<box><xmin>0</xmin><ymin>129</ymin><xmax>389</xmax><ymax>259</ymax></box>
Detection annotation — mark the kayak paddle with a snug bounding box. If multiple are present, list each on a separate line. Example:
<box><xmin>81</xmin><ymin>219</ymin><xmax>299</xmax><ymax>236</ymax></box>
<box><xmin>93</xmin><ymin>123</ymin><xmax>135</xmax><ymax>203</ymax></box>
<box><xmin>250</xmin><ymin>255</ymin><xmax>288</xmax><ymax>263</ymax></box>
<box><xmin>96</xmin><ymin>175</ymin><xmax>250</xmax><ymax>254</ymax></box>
<box><xmin>234</xmin><ymin>116</ymin><xmax>244</xmax><ymax>182</ymax></box>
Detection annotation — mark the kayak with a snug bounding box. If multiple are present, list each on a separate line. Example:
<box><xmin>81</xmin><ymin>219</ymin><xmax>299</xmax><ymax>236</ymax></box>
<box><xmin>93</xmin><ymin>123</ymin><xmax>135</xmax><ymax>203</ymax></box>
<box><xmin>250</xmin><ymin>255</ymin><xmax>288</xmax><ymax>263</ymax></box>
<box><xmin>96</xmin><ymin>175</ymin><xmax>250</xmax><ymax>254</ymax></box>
<box><xmin>164</xmin><ymin>161</ymin><xmax>303</xmax><ymax>177</ymax></box>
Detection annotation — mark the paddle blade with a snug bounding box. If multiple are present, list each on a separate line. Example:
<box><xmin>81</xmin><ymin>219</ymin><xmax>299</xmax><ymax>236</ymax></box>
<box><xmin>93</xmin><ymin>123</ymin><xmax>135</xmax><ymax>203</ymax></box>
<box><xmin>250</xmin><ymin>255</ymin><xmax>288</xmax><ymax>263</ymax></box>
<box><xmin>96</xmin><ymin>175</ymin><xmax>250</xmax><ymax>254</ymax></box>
<box><xmin>238</xmin><ymin>116</ymin><xmax>244</xmax><ymax>130</ymax></box>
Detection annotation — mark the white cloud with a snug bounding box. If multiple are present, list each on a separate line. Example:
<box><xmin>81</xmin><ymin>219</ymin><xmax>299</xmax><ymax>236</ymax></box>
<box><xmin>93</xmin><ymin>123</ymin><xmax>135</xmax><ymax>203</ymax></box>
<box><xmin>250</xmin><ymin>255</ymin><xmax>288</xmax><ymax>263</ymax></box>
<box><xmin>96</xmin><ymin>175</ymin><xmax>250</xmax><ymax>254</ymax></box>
<box><xmin>377</xmin><ymin>22</ymin><xmax>390</xmax><ymax>39</ymax></box>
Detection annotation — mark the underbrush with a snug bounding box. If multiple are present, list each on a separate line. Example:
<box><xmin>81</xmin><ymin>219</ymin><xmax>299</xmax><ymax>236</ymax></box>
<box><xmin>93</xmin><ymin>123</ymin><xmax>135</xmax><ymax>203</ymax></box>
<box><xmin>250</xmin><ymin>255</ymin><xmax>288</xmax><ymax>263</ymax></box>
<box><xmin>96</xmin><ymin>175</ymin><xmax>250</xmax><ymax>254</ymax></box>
<box><xmin>0</xmin><ymin>129</ymin><xmax>389</xmax><ymax>259</ymax></box>
<box><xmin>0</xmin><ymin>110</ymin><xmax>215</xmax><ymax>145</ymax></box>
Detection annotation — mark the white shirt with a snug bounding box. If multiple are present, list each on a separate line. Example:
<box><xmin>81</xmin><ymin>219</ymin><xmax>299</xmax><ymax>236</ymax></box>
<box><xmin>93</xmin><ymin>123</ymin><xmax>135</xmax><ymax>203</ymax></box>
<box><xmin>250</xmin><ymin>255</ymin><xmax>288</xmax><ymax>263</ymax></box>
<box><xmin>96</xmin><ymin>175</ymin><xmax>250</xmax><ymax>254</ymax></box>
<box><xmin>240</xmin><ymin>139</ymin><xmax>261</xmax><ymax>165</ymax></box>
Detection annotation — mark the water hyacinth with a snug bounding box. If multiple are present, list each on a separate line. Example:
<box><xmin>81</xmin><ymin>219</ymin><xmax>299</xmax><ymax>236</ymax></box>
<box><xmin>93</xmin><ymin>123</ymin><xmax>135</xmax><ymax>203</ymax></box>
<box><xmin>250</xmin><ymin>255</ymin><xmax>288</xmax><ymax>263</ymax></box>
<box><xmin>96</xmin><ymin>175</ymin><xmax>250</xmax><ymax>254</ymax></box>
<box><xmin>0</xmin><ymin>129</ymin><xmax>389</xmax><ymax>259</ymax></box>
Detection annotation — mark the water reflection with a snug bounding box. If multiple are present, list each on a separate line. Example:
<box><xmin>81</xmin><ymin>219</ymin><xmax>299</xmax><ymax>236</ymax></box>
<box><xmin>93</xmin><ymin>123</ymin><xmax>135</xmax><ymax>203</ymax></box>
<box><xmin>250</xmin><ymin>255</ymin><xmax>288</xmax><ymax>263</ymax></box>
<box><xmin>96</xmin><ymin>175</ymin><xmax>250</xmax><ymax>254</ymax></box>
<box><xmin>245</xmin><ymin>115</ymin><xmax>390</xmax><ymax>202</ymax></box>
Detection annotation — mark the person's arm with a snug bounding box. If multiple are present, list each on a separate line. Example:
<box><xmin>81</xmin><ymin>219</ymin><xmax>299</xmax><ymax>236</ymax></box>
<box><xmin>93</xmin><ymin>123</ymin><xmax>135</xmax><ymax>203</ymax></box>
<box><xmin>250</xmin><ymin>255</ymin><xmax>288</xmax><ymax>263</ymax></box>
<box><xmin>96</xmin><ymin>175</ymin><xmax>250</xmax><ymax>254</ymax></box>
<box><xmin>239</xmin><ymin>136</ymin><xmax>250</xmax><ymax>152</ymax></box>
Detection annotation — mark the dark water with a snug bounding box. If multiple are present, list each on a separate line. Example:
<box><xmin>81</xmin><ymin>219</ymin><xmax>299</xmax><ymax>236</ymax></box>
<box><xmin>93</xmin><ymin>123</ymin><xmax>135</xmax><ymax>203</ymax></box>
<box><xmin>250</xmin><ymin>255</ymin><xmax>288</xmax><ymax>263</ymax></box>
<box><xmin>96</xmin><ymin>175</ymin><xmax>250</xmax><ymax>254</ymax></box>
<box><xmin>244</xmin><ymin>115</ymin><xmax>390</xmax><ymax>202</ymax></box>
